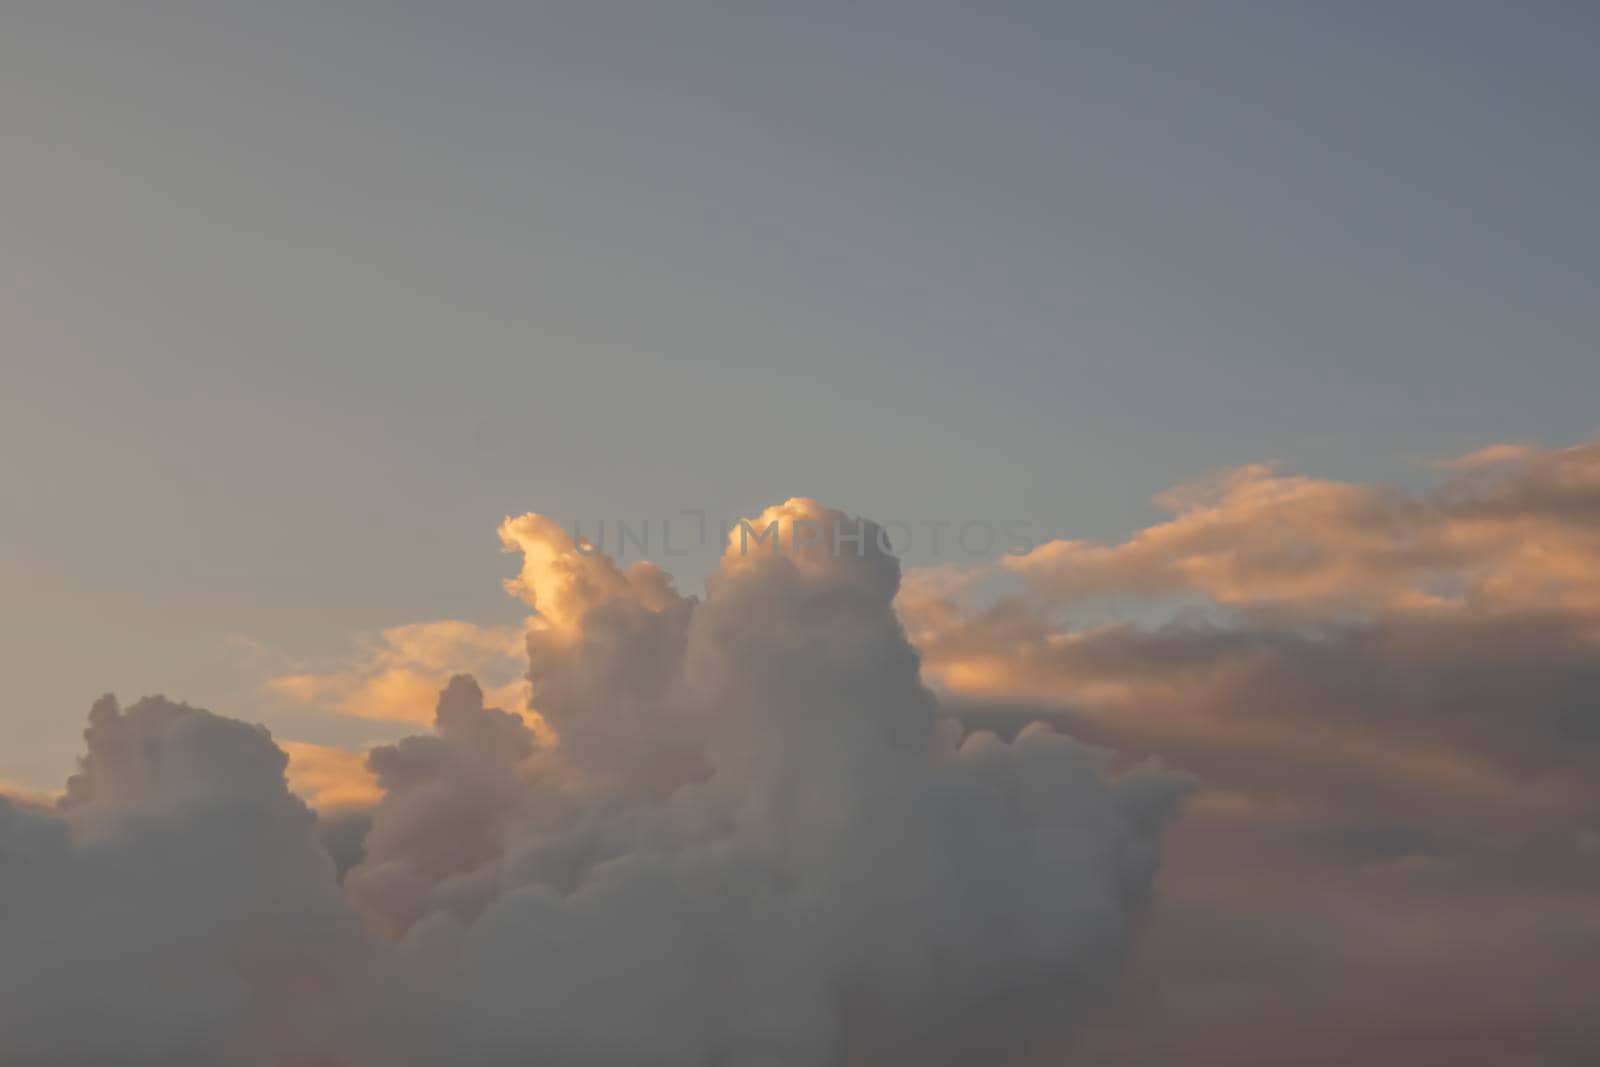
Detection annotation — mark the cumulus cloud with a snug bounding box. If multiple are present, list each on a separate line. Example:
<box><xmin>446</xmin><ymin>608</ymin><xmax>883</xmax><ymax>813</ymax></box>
<box><xmin>16</xmin><ymin>445</ymin><xmax>1600</xmax><ymax>1064</ymax></box>
<box><xmin>2</xmin><ymin>499</ymin><xmax>1186</xmax><ymax>1066</ymax></box>
<box><xmin>358</xmin><ymin>500</ymin><xmax>1188</xmax><ymax>1065</ymax></box>
<box><xmin>0</xmin><ymin>695</ymin><xmax>375</xmax><ymax>1066</ymax></box>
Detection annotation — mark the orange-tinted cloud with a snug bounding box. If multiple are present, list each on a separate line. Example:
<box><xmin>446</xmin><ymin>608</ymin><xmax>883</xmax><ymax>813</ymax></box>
<box><xmin>264</xmin><ymin>619</ymin><xmax>531</xmax><ymax>726</ymax></box>
<box><xmin>498</xmin><ymin>513</ymin><xmax>680</xmax><ymax>630</ymax></box>
<box><xmin>280</xmin><ymin>740</ymin><xmax>382</xmax><ymax>812</ymax></box>
<box><xmin>1003</xmin><ymin>440</ymin><xmax>1600</xmax><ymax>619</ymax></box>
<box><xmin>326</xmin><ymin>499</ymin><xmax>1186</xmax><ymax>1060</ymax></box>
<box><xmin>0</xmin><ymin>780</ymin><xmax>58</xmax><ymax>808</ymax></box>
<box><xmin>902</xmin><ymin>440</ymin><xmax>1600</xmax><ymax>1065</ymax></box>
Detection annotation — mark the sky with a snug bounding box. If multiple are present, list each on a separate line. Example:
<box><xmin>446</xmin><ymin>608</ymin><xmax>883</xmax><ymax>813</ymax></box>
<box><xmin>3</xmin><ymin>3</ymin><xmax>1600</xmax><ymax>1064</ymax></box>
<box><xmin>6</xmin><ymin>1</ymin><xmax>1599</xmax><ymax>784</ymax></box>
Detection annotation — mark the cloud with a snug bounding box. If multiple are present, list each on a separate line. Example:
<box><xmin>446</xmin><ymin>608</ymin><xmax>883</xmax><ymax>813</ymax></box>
<box><xmin>0</xmin><ymin>780</ymin><xmax>57</xmax><ymax>808</ymax></box>
<box><xmin>906</xmin><ymin>441</ymin><xmax>1600</xmax><ymax>1064</ymax></box>
<box><xmin>359</xmin><ymin>500</ymin><xmax>1189</xmax><ymax>1065</ymax></box>
<box><xmin>0</xmin><ymin>695</ymin><xmax>375</xmax><ymax>1066</ymax></box>
<box><xmin>265</xmin><ymin>619</ymin><xmax>531</xmax><ymax>727</ymax></box>
<box><xmin>1002</xmin><ymin>439</ymin><xmax>1600</xmax><ymax>618</ymax></box>
<box><xmin>3</xmin><ymin>499</ymin><xmax>1186</xmax><ymax>1066</ymax></box>
<box><xmin>282</xmin><ymin>739</ymin><xmax>384</xmax><ymax>812</ymax></box>
<box><xmin>914</xmin><ymin>444</ymin><xmax>1600</xmax><ymax>801</ymax></box>
<box><xmin>21</xmin><ymin>441</ymin><xmax>1600</xmax><ymax>1063</ymax></box>
<box><xmin>18</xmin><ymin>444</ymin><xmax>1600</xmax><ymax>1064</ymax></box>
<box><xmin>1439</xmin><ymin>442</ymin><xmax>1538</xmax><ymax>469</ymax></box>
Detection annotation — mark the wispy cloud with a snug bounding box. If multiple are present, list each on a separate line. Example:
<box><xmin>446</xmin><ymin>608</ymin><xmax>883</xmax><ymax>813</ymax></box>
<box><xmin>263</xmin><ymin>619</ymin><xmax>530</xmax><ymax>726</ymax></box>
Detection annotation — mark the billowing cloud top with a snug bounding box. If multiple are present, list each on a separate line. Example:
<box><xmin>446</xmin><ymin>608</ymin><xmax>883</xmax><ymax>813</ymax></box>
<box><xmin>1</xmin><ymin>498</ymin><xmax>1187</xmax><ymax>1066</ymax></box>
<box><xmin>1</xmin><ymin>695</ymin><xmax>369</xmax><ymax>1065</ymax></box>
<box><xmin>21</xmin><ymin>442</ymin><xmax>1597</xmax><ymax>1065</ymax></box>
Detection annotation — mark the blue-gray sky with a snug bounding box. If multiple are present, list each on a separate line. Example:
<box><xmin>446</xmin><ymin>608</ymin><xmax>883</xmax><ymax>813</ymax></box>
<box><xmin>4</xmin><ymin>1</ymin><xmax>1598</xmax><ymax>787</ymax></box>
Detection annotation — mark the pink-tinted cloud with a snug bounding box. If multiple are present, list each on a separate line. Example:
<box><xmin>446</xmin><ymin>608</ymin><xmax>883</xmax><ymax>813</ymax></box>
<box><xmin>906</xmin><ymin>441</ymin><xmax>1600</xmax><ymax>1065</ymax></box>
<box><xmin>1003</xmin><ymin>440</ymin><xmax>1600</xmax><ymax>618</ymax></box>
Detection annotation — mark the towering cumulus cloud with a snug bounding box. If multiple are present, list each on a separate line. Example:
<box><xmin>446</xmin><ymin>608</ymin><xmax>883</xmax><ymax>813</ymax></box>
<box><xmin>371</xmin><ymin>500</ymin><xmax>1188</xmax><ymax>1065</ymax></box>
<box><xmin>0</xmin><ymin>500</ymin><xmax>1187</xmax><ymax>1066</ymax></box>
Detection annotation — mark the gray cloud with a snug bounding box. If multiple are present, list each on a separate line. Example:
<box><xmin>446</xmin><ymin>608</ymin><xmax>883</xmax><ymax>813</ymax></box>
<box><xmin>367</xmin><ymin>500</ymin><xmax>1188</xmax><ymax>1066</ymax></box>
<box><xmin>0</xmin><ymin>695</ymin><xmax>375</xmax><ymax>1066</ymax></box>
<box><xmin>1</xmin><ymin>500</ymin><xmax>1187</xmax><ymax>1066</ymax></box>
<box><xmin>910</xmin><ymin>442</ymin><xmax>1600</xmax><ymax>1064</ymax></box>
